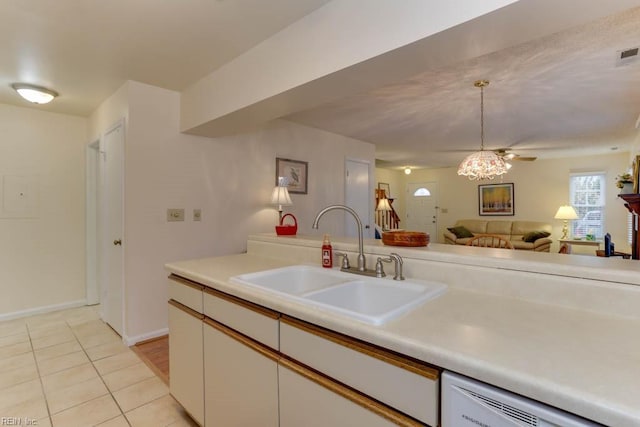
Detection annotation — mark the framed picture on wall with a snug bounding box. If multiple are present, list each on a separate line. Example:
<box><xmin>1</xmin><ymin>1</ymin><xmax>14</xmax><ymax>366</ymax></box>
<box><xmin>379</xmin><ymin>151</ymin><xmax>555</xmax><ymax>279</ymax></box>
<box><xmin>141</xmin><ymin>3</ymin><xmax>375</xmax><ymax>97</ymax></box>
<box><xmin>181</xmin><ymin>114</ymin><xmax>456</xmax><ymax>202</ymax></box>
<box><xmin>478</xmin><ymin>183</ymin><xmax>515</xmax><ymax>216</ymax></box>
<box><xmin>276</xmin><ymin>158</ymin><xmax>308</xmax><ymax>194</ymax></box>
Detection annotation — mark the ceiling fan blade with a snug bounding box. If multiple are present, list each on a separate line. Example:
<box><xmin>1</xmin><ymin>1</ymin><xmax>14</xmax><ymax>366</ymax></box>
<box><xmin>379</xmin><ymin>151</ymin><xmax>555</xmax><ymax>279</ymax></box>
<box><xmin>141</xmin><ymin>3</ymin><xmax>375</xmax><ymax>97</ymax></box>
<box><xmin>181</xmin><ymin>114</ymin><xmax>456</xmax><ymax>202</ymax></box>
<box><xmin>511</xmin><ymin>156</ymin><xmax>537</xmax><ymax>161</ymax></box>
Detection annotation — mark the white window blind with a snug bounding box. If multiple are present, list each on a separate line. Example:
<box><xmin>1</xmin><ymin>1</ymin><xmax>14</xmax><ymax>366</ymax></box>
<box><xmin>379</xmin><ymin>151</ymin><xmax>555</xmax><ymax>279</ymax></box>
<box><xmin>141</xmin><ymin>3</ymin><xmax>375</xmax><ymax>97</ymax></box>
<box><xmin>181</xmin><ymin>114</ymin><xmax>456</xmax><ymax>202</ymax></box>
<box><xmin>569</xmin><ymin>172</ymin><xmax>605</xmax><ymax>238</ymax></box>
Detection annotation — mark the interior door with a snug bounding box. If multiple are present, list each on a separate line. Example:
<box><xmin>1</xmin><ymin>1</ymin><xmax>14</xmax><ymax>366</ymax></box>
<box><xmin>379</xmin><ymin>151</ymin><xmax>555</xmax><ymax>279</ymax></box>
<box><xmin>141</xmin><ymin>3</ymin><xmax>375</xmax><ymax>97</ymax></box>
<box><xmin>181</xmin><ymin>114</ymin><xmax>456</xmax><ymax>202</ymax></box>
<box><xmin>345</xmin><ymin>159</ymin><xmax>372</xmax><ymax>238</ymax></box>
<box><xmin>406</xmin><ymin>182</ymin><xmax>438</xmax><ymax>237</ymax></box>
<box><xmin>100</xmin><ymin>121</ymin><xmax>124</xmax><ymax>336</ymax></box>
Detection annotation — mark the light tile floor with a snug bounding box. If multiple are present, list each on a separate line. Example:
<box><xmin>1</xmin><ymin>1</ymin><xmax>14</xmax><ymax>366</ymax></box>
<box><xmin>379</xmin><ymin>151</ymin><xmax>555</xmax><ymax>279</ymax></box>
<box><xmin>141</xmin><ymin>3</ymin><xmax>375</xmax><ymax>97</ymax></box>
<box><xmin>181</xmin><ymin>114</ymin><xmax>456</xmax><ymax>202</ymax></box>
<box><xmin>0</xmin><ymin>305</ymin><xmax>197</xmax><ymax>427</ymax></box>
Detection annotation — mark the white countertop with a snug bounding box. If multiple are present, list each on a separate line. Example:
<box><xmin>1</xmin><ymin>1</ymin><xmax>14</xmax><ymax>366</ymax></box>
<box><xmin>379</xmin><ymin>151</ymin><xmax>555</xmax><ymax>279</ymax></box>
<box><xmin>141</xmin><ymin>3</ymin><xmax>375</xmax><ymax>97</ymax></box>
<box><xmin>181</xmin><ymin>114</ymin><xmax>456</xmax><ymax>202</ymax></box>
<box><xmin>166</xmin><ymin>236</ymin><xmax>640</xmax><ymax>426</ymax></box>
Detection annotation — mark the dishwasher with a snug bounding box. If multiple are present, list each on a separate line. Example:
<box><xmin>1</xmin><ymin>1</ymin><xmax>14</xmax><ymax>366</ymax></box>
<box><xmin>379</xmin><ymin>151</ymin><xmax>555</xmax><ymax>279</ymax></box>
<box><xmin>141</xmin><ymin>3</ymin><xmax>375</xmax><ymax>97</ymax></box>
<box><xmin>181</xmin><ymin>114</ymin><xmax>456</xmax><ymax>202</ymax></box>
<box><xmin>441</xmin><ymin>371</ymin><xmax>601</xmax><ymax>426</ymax></box>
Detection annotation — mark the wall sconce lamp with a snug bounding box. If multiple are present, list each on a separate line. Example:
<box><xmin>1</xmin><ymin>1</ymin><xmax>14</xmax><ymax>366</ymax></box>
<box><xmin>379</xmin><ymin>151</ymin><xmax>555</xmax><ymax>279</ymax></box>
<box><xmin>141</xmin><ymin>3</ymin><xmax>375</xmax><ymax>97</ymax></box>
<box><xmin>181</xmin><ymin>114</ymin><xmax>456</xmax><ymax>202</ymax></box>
<box><xmin>554</xmin><ymin>205</ymin><xmax>578</xmax><ymax>240</ymax></box>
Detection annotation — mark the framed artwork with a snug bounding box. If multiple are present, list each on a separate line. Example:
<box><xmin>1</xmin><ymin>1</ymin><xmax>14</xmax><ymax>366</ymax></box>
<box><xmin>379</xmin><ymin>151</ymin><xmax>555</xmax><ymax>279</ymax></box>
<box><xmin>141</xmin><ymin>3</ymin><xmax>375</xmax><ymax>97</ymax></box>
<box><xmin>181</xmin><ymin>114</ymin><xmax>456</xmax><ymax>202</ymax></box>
<box><xmin>378</xmin><ymin>182</ymin><xmax>391</xmax><ymax>198</ymax></box>
<box><xmin>276</xmin><ymin>158</ymin><xmax>308</xmax><ymax>194</ymax></box>
<box><xmin>478</xmin><ymin>183</ymin><xmax>515</xmax><ymax>216</ymax></box>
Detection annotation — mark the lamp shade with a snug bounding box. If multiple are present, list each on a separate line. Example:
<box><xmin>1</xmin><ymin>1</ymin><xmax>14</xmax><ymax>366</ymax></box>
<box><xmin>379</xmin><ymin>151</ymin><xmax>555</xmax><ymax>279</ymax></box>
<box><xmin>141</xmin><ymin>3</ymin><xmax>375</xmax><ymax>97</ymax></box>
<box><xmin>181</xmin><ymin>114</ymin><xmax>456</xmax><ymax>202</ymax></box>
<box><xmin>554</xmin><ymin>205</ymin><xmax>578</xmax><ymax>220</ymax></box>
<box><xmin>270</xmin><ymin>185</ymin><xmax>292</xmax><ymax>208</ymax></box>
<box><xmin>457</xmin><ymin>150</ymin><xmax>508</xmax><ymax>180</ymax></box>
<box><xmin>376</xmin><ymin>198</ymin><xmax>392</xmax><ymax>212</ymax></box>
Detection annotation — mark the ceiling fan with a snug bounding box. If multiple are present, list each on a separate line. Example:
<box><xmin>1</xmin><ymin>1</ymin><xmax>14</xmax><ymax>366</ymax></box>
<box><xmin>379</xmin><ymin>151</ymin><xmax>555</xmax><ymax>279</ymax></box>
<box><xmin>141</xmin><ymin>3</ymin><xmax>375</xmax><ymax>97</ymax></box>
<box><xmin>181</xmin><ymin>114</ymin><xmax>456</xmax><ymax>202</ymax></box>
<box><xmin>494</xmin><ymin>148</ymin><xmax>537</xmax><ymax>162</ymax></box>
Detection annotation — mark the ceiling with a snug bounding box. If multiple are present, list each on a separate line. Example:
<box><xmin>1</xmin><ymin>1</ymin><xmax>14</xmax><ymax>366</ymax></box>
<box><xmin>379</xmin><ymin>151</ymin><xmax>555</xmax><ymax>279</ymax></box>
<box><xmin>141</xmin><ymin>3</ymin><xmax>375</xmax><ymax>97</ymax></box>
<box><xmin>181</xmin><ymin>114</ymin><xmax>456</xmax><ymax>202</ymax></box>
<box><xmin>1</xmin><ymin>1</ymin><xmax>639</xmax><ymax>169</ymax></box>
<box><xmin>285</xmin><ymin>6</ymin><xmax>640</xmax><ymax>169</ymax></box>
<box><xmin>0</xmin><ymin>0</ymin><xmax>331</xmax><ymax>116</ymax></box>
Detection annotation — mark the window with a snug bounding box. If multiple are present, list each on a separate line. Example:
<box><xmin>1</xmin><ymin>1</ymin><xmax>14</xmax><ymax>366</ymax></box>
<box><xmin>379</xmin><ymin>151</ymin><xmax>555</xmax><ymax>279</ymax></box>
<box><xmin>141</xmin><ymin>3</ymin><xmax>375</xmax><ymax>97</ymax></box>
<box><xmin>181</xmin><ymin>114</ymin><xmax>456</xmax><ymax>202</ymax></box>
<box><xmin>570</xmin><ymin>172</ymin><xmax>605</xmax><ymax>238</ymax></box>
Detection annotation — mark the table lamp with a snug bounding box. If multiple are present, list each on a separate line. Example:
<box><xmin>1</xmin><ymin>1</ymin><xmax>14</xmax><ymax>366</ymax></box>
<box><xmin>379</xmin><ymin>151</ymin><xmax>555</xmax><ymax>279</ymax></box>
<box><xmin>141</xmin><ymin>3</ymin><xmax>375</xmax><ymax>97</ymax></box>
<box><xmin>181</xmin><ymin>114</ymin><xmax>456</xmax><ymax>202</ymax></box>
<box><xmin>376</xmin><ymin>197</ymin><xmax>392</xmax><ymax>230</ymax></box>
<box><xmin>271</xmin><ymin>178</ymin><xmax>292</xmax><ymax>222</ymax></box>
<box><xmin>554</xmin><ymin>205</ymin><xmax>578</xmax><ymax>239</ymax></box>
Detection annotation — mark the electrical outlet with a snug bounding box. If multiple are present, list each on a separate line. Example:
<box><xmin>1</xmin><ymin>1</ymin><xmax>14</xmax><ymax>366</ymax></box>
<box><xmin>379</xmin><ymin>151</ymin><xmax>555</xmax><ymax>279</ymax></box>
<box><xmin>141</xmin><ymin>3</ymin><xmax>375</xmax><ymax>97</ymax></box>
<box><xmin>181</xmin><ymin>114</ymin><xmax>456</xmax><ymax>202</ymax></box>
<box><xmin>193</xmin><ymin>209</ymin><xmax>202</xmax><ymax>221</ymax></box>
<box><xmin>167</xmin><ymin>208</ymin><xmax>185</xmax><ymax>222</ymax></box>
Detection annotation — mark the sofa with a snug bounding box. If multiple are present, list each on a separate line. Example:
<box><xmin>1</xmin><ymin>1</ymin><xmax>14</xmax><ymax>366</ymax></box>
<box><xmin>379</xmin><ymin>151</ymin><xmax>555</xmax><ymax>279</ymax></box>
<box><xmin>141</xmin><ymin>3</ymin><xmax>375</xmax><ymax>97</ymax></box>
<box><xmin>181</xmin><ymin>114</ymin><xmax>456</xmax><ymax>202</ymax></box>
<box><xmin>444</xmin><ymin>219</ymin><xmax>552</xmax><ymax>252</ymax></box>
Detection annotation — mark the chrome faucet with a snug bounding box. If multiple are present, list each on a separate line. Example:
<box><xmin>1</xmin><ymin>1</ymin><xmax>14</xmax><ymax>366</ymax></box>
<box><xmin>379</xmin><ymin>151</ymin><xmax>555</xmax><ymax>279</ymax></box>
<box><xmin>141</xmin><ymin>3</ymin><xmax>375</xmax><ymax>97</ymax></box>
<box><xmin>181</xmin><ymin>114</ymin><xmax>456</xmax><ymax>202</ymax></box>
<box><xmin>312</xmin><ymin>205</ymin><xmax>370</xmax><ymax>274</ymax></box>
<box><xmin>377</xmin><ymin>253</ymin><xmax>405</xmax><ymax>280</ymax></box>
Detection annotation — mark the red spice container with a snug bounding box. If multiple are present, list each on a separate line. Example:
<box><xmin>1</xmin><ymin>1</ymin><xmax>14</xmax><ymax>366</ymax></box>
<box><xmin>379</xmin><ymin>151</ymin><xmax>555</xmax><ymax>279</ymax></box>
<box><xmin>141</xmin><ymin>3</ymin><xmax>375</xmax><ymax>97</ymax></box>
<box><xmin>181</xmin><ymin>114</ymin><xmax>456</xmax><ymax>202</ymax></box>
<box><xmin>321</xmin><ymin>234</ymin><xmax>333</xmax><ymax>268</ymax></box>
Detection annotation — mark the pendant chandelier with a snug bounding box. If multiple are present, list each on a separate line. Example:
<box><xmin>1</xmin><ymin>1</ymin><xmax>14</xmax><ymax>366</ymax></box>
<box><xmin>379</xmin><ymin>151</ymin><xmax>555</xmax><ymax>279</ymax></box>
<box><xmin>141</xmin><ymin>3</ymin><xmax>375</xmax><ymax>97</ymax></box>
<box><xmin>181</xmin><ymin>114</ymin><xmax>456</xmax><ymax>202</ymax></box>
<box><xmin>457</xmin><ymin>80</ymin><xmax>507</xmax><ymax>180</ymax></box>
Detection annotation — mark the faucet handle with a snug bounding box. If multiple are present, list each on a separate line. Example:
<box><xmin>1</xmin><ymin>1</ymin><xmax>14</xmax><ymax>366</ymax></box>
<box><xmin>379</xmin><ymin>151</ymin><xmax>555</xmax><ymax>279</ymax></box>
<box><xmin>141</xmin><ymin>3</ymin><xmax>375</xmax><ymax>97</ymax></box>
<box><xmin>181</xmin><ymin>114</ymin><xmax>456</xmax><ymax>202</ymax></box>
<box><xmin>375</xmin><ymin>257</ymin><xmax>390</xmax><ymax>278</ymax></box>
<box><xmin>334</xmin><ymin>252</ymin><xmax>351</xmax><ymax>270</ymax></box>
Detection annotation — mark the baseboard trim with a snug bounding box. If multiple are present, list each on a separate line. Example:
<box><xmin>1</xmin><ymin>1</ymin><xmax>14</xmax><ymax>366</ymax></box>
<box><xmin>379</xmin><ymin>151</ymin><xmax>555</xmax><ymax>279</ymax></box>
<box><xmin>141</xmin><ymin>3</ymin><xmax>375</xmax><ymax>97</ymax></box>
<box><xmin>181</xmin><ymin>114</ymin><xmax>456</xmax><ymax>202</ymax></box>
<box><xmin>124</xmin><ymin>327</ymin><xmax>169</xmax><ymax>346</ymax></box>
<box><xmin>0</xmin><ymin>299</ymin><xmax>88</xmax><ymax>322</ymax></box>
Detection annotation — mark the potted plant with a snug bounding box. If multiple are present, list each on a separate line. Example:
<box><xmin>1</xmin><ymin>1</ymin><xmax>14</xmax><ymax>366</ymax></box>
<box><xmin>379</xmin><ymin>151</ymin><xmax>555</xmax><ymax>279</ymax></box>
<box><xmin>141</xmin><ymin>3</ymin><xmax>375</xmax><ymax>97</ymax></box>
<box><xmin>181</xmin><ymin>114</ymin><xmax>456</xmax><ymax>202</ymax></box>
<box><xmin>616</xmin><ymin>173</ymin><xmax>634</xmax><ymax>194</ymax></box>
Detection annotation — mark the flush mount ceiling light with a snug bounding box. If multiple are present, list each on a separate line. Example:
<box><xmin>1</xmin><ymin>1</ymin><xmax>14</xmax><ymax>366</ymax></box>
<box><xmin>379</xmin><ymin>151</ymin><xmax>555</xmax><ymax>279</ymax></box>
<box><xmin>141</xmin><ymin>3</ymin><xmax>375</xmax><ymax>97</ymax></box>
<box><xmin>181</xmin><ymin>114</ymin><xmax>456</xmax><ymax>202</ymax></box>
<box><xmin>457</xmin><ymin>80</ymin><xmax>507</xmax><ymax>180</ymax></box>
<box><xmin>404</xmin><ymin>167</ymin><xmax>412</xmax><ymax>175</ymax></box>
<box><xmin>11</xmin><ymin>83</ymin><xmax>59</xmax><ymax>104</ymax></box>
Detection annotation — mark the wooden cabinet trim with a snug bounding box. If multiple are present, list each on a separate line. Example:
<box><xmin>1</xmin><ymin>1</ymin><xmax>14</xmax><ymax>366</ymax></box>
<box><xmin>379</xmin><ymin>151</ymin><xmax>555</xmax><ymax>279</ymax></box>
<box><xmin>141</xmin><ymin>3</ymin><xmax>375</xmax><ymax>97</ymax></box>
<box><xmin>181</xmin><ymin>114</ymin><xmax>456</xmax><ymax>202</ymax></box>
<box><xmin>168</xmin><ymin>274</ymin><xmax>205</xmax><ymax>292</ymax></box>
<box><xmin>203</xmin><ymin>287</ymin><xmax>279</xmax><ymax>320</ymax></box>
<box><xmin>203</xmin><ymin>317</ymin><xmax>279</xmax><ymax>362</ymax></box>
<box><xmin>279</xmin><ymin>357</ymin><xmax>424</xmax><ymax>427</ymax></box>
<box><xmin>282</xmin><ymin>316</ymin><xmax>439</xmax><ymax>381</ymax></box>
<box><xmin>168</xmin><ymin>299</ymin><xmax>204</xmax><ymax>320</ymax></box>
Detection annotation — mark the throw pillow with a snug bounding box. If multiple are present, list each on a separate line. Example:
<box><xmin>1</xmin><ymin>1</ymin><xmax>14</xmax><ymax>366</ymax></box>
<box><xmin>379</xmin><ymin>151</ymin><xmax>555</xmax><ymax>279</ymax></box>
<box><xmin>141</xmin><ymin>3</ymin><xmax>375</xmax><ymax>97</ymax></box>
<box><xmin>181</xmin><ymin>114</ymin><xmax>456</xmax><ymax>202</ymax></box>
<box><xmin>447</xmin><ymin>226</ymin><xmax>474</xmax><ymax>239</ymax></box>
<box><xmin>522</xmin><ymin>231</ymin><xmax>551</xmax><ymax>243</ymax></box>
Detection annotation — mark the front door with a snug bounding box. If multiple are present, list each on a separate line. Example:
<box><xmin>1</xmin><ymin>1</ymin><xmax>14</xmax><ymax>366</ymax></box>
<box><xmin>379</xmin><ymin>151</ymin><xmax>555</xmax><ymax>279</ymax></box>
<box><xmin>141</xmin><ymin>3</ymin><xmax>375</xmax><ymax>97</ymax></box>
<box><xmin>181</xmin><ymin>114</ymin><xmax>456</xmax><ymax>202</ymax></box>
<box><xmin>405</xmin><ymin>182</ymin><xmax>438</xmax><ymax>237</ymax></box>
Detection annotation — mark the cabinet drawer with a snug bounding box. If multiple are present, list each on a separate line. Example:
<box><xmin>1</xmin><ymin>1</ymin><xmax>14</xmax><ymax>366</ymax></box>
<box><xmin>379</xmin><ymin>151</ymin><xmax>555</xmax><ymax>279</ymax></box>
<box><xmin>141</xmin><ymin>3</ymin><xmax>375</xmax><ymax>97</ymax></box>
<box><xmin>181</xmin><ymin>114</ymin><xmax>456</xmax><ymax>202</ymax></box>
<box><xmin>280</xmin><ymin>316</ymin><xmax>439</xmax><ymax>426</ymax></box>
<box><xmin>168</xmin><ymin>274</ymin><xmax>204</xmax><ymax>313</ymax></box>
<box><xmin>203</xmin><ymin>287</ymin><xmax>279</xmax><ymax>350</ymax></box>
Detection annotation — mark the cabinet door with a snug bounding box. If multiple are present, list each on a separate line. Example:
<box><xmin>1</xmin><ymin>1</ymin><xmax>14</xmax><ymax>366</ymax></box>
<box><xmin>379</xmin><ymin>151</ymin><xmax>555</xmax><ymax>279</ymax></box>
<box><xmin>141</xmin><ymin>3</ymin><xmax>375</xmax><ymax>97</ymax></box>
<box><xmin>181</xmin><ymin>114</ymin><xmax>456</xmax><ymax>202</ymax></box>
<box><xmin>168</xmin><ymin>301</ymin><xmax>204</xmax><ymax>426</ymax></box>
<box><xmin>281</xmin><ymin>316</ymin><xmax>439</xmax><ymax>426</ymax></box>
<box><xmin>279</xmin><ymin>358</ymin><xmax>424</xmax><ymax>427</ymax></box>
<box><xmin>204</xmin><ymin>318</ymin><xmax>278</xmax><ymax>427</ymax></box>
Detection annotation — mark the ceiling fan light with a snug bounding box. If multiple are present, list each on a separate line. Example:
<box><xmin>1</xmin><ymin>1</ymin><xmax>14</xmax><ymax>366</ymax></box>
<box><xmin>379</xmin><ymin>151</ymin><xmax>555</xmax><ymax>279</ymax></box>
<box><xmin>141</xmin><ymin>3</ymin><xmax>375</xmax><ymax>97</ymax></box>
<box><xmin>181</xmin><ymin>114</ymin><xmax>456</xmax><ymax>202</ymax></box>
<box><xmin>11</xmin><ymin>83</ymin><xmax>58</xmax><ymax>104</ymax></box>
<box><xmin>457</xmin><ymin>150</ymin><xmax>508</xmax><ymax>180</ymax></box>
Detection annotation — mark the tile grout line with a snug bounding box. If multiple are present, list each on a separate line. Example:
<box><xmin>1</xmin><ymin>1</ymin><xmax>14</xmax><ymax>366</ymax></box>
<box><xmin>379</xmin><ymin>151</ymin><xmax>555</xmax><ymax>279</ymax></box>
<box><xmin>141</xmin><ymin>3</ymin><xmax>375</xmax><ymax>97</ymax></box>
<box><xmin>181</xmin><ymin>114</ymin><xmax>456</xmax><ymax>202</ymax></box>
<box><xmin>67</xmin><ymin>318</ymin><xmax>133</xmax><ymax>427</ymax></box>
<box><xmin>26</xmin><ymin>322</ymin><xmax>54</xmax><ymax>426</ymax></box>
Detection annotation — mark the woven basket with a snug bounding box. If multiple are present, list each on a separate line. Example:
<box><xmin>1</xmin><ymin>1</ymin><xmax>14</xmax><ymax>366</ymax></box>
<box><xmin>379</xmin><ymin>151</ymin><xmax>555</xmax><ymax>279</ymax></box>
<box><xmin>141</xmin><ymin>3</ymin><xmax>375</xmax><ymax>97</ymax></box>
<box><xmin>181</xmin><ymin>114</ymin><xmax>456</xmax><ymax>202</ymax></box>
<box><xmin>382</xmin><ymin>231</ymin><xmax>429</xmax><ymax>247</ymax></box>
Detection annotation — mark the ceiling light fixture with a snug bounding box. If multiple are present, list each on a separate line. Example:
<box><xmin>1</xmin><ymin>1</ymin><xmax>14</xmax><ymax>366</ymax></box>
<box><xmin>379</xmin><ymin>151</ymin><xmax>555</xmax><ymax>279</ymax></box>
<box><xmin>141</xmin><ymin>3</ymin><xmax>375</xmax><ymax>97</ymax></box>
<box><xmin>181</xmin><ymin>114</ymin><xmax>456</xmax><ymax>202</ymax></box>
<box><xmin>457</xmin><ymin>80</ymin><xmax>507</xmax><ymax>180</ymax></box>
<box><xmin>404</xmin><ymin>167</ymin><xmax>412</xmax><ymax>175</ymax></box>
<box><xmin>11</xmin><ymin>83</ymin><xmax>59</xmax><ymax>104</ymax></box>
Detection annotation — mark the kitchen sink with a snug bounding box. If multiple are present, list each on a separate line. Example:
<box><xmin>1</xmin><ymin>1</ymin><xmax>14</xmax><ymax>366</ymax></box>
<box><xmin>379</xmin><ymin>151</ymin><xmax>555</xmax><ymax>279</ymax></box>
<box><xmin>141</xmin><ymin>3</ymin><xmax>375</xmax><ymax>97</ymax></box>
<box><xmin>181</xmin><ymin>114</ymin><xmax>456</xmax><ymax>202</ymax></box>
<box><xmin>230</xmin><ymin>265</ymin><xmax>352</xmax><ymax>296</ymax></box>
<box><xmin>303</xmin><ymin>278</ymin><xmax>446</xmax><ymax>325</ymax></box>
<box><xmin>230</xmin><ymin>265</ymin><xmax>447</xmax><ymax>325</ymax></box>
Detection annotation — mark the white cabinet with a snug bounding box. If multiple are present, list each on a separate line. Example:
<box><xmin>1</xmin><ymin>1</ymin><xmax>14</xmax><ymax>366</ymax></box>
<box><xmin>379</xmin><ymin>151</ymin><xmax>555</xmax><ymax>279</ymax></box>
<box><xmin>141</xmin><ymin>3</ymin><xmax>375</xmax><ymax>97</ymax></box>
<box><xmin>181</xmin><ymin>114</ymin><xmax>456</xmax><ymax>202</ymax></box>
<box><xmin>203</xmin><ymin>318</ymin><xmax>279</xmax><ymax>427</ymax></box>
<box><xmin>280</xmin><ymin>316</ymin><xmax>439</xmax><ymax>426</ymax></box>
<box><xmin>168</xmin><ymin>274</ymin><xmax>439</xmax><ymax>427</ymax></box>
<box><xmin>168</xmin><ymin>301</ymin><xmax>204</xmax><ymax>426</ymax></box>
<box><xmin>279</xmin><ymin>357</ymin><xmax>422</xmax><ymax>427</ymax></box>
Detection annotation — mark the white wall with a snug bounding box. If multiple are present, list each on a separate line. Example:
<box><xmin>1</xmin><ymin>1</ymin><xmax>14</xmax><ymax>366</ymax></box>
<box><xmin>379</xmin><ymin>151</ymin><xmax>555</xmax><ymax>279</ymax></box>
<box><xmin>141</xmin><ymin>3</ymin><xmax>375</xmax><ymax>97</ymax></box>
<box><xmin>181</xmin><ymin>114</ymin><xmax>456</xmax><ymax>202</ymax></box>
<box><xmin>0</xmin><ymin>104</ymin><xmax>87</xmax><ymax>318</ymax></box>
<box><xmin>91</xmin><ymin>81</ymin><xmax>375</xmax><ymax>342</ymax></box>
<box><xmin>379</xmin><ymin>151</ymin><xmax>631</xmax><ymax>253</ymax></box>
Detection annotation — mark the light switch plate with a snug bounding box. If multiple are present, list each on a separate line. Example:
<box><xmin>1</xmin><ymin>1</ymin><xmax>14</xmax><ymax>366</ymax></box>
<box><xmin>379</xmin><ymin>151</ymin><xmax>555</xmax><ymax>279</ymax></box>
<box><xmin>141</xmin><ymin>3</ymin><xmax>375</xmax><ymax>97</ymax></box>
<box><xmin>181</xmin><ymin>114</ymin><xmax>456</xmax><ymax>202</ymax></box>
<box><xmin>193</xmin><ymin>209</ymin><xmax>201</xmax><ymax>221</ymax></box>
<box><xmin>167</xmin><ymin>208</ymin><xmax>184</xmax><ymax>222</ymax></box>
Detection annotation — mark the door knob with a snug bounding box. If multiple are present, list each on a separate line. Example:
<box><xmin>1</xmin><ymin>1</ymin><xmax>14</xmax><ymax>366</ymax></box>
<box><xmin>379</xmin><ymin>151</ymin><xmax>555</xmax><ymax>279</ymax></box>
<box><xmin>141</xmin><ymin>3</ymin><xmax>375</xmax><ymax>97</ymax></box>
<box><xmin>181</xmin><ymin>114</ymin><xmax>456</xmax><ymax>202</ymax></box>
<box><xmin>113</xmin><ymin>239</ymin><xmax>122</xmax><ymax>246</ymax></box>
